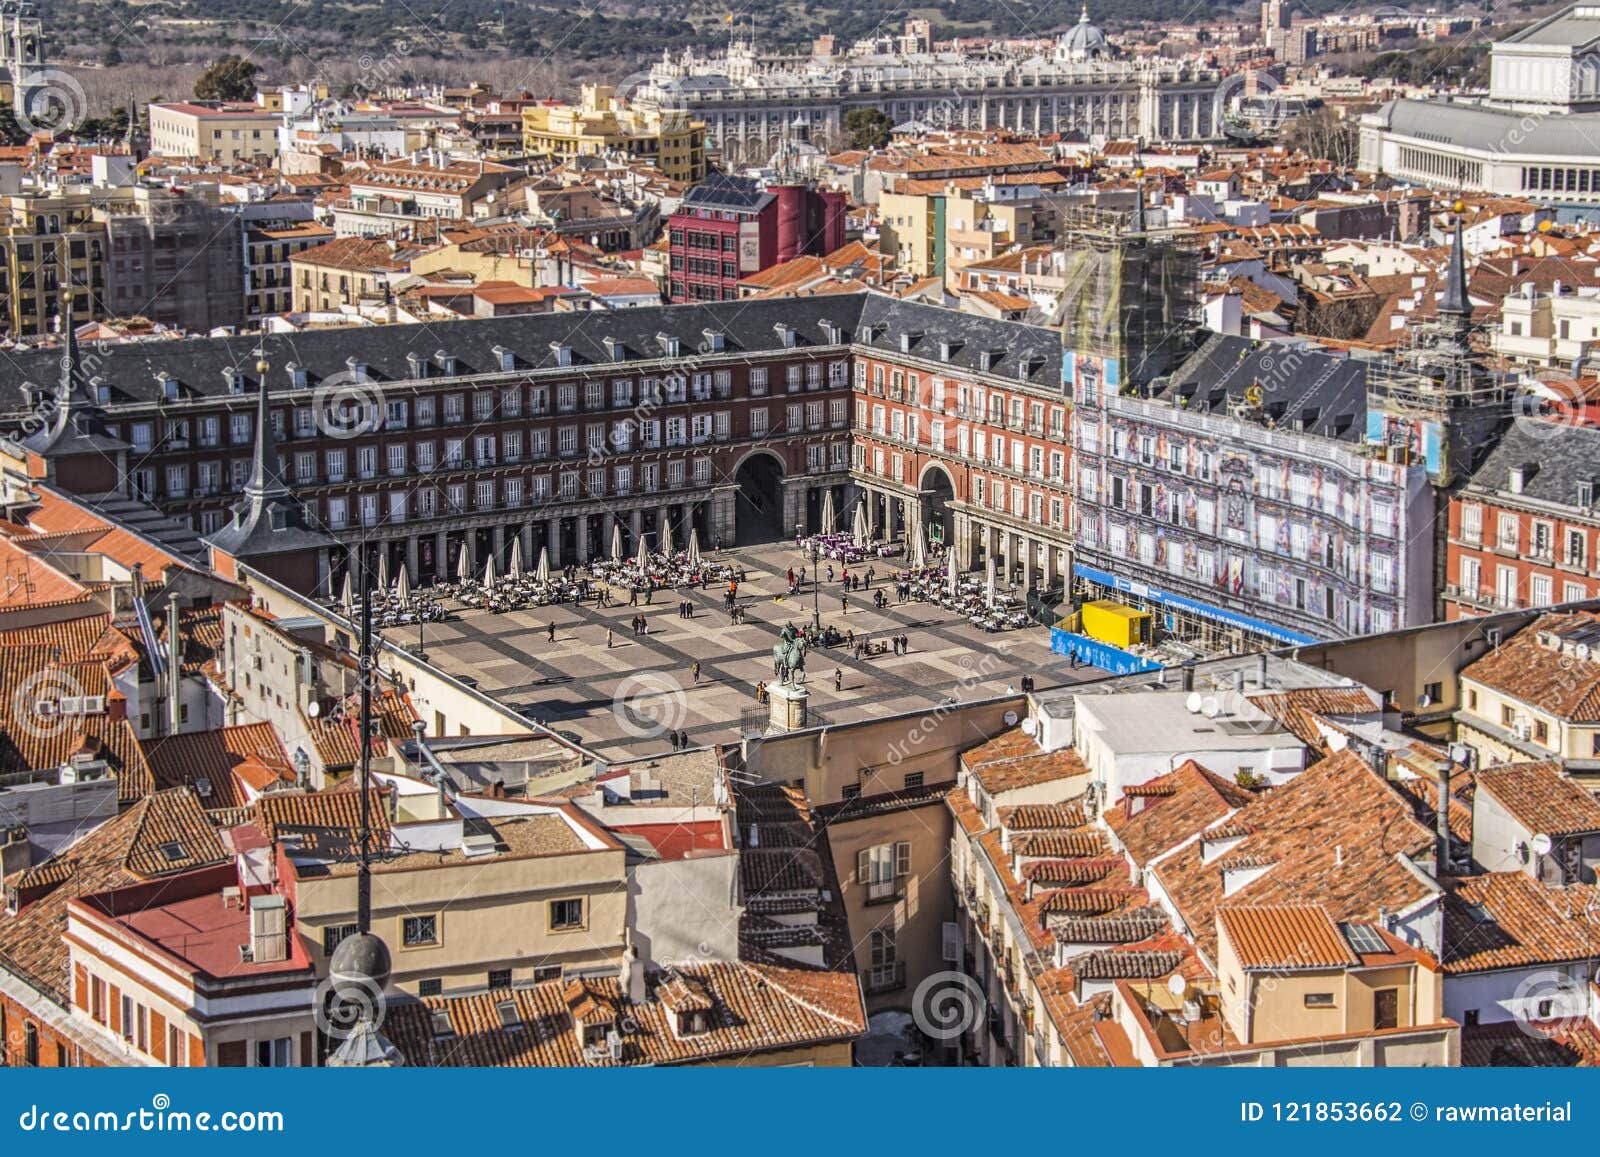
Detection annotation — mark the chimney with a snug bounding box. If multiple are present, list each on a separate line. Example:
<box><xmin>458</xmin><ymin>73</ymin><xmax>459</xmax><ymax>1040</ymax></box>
<box><xmin>166</xmin><ymin>592</ymin><xmax>184</xmax><ymax>735</ymax></box>
<box><xmin>249</xmin><ymin>895</ymin><xmax>289</xmax><ymax>963</ymax></box>
<box><xmin>1509</xmin><ymin>464</ymin><xmax>1526</xmax><ymax>495</ymax></box>
<box><xmin>622</xmin><ymin>937</ymin><xmax>647</xmax><ymax>1005</ymax></box>
<box><xmin>1256</xmin><ymin>651</ymin><xmax>1269</xmax><ymax>689</ymax></box>
<box><xmin>1181</xmin><ymin>661</ymin><xmax>1195</xmax><ymax>693</ymax></box>
<box><xmin>1436</xmin><ymin>764</ymin><xmax>1453</xmax><ymax>874</ymax></box>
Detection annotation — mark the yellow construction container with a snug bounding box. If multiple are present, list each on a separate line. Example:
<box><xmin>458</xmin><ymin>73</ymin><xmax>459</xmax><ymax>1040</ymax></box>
<box><xmin>1079</xmin><ymin>600</ymin><xmax>1151</xmax><ymax>648</ymax></box>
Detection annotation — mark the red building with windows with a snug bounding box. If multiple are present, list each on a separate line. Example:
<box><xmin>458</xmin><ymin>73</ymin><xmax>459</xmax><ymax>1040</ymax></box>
<box><xmin>667</xmin><ymin>173</ymin><xmax>847</xmax><ymax>303</ymax></box>
<box><xmin>1445</xmin><ymin>420</ymin><xmax>1600</xmax><ymax>619</ymax></box>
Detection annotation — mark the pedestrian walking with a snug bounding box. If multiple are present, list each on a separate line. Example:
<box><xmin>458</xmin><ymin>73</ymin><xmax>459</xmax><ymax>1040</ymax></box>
<box><xmin>834</xmin><ymin>667</ymin><xmax>843</xmax><ymax>692</ymax></box>
<box><xmin>691</xmin><ymin>661</ymin><xmax>702</xmax><ymax>685</ymax></box>
<box><xmin>607</xmin><ymin>628</ymin><xmax>614</xmax><ymax>649</ymax></box>
<box><xmin>547</xmin><ymin>621</ymin><xmax>556</xmax><ymax>643</ymax></box>
<box><xmin>841</xmin><ymin>595</ymin><xmax>849</xmax><ymax>614</ymax></box>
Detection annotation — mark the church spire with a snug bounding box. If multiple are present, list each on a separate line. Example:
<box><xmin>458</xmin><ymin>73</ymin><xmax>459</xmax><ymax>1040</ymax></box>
<box><xmin>243</xmin><ymin>354</ymin><xmax>287</xmax><ymax>500</ymax></box>
<box><xmin>1438</xmin><ymin>211</ymin><xmax>1470</xmax><ymax>321</ymax></box>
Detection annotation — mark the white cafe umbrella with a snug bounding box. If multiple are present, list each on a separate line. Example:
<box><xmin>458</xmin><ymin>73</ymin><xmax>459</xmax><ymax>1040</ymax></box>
<box><xmin>948</xmin><ymin>557</ymin><xmax>959</xmax><ymax>600</ymax></box>
<box><xmin>688</xmin><ymin>527</ymin><xmax>702</xmax><ymax>564</ymax></box>
<box><xmin>661</xmin><ymin>518</ymin><xmax>675</xmax><ymax>558</ymax></box>
<box><xmin>909</xmin><ymin>519</ymin><xmax>927</xmax><ymax>568</ymax></box>
<box><xmin>376</xmin><ymin>549</ymin><xmax>390</xmax><ymax>592</ymax></box>
<box><xmin>535</xmin><ymin>546</ymin><xmax>551</xmax><ymax>584</ymax></box>
<box><xmin>509</xmin><ymin>537</ymin><xmax>524</xmax><ymax>579</ymax></box>
<box><xmin>340</xmin><ymin>570</ymin><xmax>354</xmax><ymax>614</ymax></box>
<box><xmin>456</xmin><ymin>543</ymin><xmax>472</xmax><ymax>583</ymax></box>
<box><xmin>482</xmin><ymin>556</ymin><xmax>497</xmax><ymax>588</ymax></box>
<box><xmin>394</xmin><ymin>566</ymin><xmax>411</xmax><ymax>603</ymax></box>
<box><xmin>852</xmin><ymin>501</ymin><xmax>868</xmax><ymax>547</ymax></box>
<box><xmin>635</xmin><ymin>535</ymin><xmax>649</xmax><ymax>570</ymax></box>
<box><xmin>985</xmin><ymin>556</ymin><xmax>997</xmax><ymax>609</ymax></box>
<box><xmin>820</xmin><ymin>489</ymin><xmax>836</xmax><ymax>534</ymax></box>
<box><xmin>610</xmin><ymin>522</ymin><xmax>623</xmax><ymax>565</ymax></box>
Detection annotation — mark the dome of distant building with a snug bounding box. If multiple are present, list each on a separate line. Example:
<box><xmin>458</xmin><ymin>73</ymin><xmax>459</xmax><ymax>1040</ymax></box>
<box><xmin>1058</xmin><ymin>5</ymin><xmax>1110</xmax><ymax>60</ymax></box>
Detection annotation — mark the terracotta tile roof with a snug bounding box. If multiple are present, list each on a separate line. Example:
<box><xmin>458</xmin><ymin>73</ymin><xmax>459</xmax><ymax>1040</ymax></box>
<box><xmin>301</xmin><ymin>689</ymin><xmax>416</xmax><ymax>771</ymax></box>
<box><xmin>1461</xmin><ymin>613</ymin><xmax>1600</xmax><ymax>721</ymax></box>
<box><xmin>257</xmin><ymin>787</ymin><xmax>390</xmax><ymax>864</ymax></box>
<box><xmin>1218</xmin><ymin>904</ymin><xmax>1358</xmax><ymax>969</ymax></box>
<box><xmin>1072</xmin><ymin>949</ymin><xmax>1187</xmax><ymax>980</ymax></box>
<box><xmin>1442</xmin><ymin>873</ymin><xmax>1600</xmax><ymax>974</ymax></box>
<box><xmin>0</xmin><ymin>789</ymin><xmax>226</xmax><ymax>1000</ymax></box>
<box><xmin>1012</xmin><ymin>829</ymin><xmax>1107</xmax><ymax>858</ymax></box>
<box><xmin>1105</xmin><ymin>760</ymin><xmax>1256</xmax><ymax>868</ymax></box>
<box><xmin>1040</xmin><ymin>888</ymin><xmax>1143</xmax><ymax>916</ymax></box>
<box><xmin>0</xmin><ymin>644</ymin><xmax>151</xmax><ymax>802</ymax></box>
<box><xmin>386</xmin><ymin>962</ymin><xmax>865</xmax><ymax>1066</ymax></box>
<box><xmin>145</xmin><ymin>723</ymin><xmax>294</xmax><ymax>810</ymax></box>
<box><xmin>1476</xmin><ymin>761</ymin><xmax>1600</xmax><ymax>838</ymax></box>
<box><xmin>1000</xmin><ymin>800</ymin><xmax>1088</xmax><ymax>830</ymax></box>
<box><xmin>0</xmin><ymin>535</ymin><xmax>94</xmax><ymax>614</ymax></box>
<box><xmin>1150</xmin><ymin>750</ymin><xmax>1436</xmax><ymax>963</ymax></box>
<box><xmin>1460</xmin><ymin>1020</ymin><xmax>1600</xmax><ymax>1067</ymax></box>
<box><xmin>1048</xmin><ymin>906</ymin><xmax>1169</xmax><ymax>946</ymax></box>
<box><xmin>732</xmin><ymin>781</ymin><xmax>855</xmax><ymax>972</ymax></box>
<box><xmin>962</xmin><ymin>729</ymin><xmax>1088</xmax><ymax>796</ymax></box>
<box><xmin>1248</xmin><ymin>687</ymin><xmax>1380</xmax><ymax>750</ymax></box>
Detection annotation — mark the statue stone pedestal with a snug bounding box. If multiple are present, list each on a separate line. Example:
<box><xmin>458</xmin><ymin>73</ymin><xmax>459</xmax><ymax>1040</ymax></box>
<box><xmin>768</xmin><ymin>682</ymin><xmax>809</xmax><ymax>733</ymax></box>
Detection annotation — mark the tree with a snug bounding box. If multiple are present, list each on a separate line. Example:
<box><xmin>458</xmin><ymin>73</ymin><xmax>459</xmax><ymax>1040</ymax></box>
<box><xmin>100</xmin><ymin>42</ymin><xmax>122</xmax><ymax>68</ymax></box>
<box><xmin>1282</xmin><ymin>105</ymin><xmax>1360</xmax><ymax>169</ymax></box>
<box><xmin>0</xmin><ymin>102</ymin><xmax>25</xmax><ymax>146</ymax></box>
<box><xmin>844</xmin><ymin>107</ymin><xmax>892</xmax><ymax>150</ymax></box>
<box><xmin>193</xmin><ymin>55</ymin><xmax>262</xmax><ymax>103</ymax></box>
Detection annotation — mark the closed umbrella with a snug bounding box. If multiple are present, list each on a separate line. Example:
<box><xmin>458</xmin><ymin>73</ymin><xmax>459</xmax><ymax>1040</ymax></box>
<box><xmin>509</xmin><ymin>537</ymin><xmax>524</xmax><ymax>578</ymax></box>
<box><xmin>394</xmin><ymin>566</ymin><xmax>411</xmax><ymax>603</ymax></box>
<box><xmin>820</xmin><ymin>489</ymin><xmax>836</xmax><ymax>534</ymax></box>
<box><xmin>985</xmin><ymin>556</ymin><xmax>997</xmax><ymax>609</ymax></box>
<box><xmin>340</xmin><ymin>570</ymin><xmax>353</xmax><ymax>614</ymax></box>
<box><xmin>661</xmin><ymin>518</ymin><xmax>675</xmax><ymax>558</ymax></box>
<box><xmin>910</xmin><ymin>519</ymin><xmax>927</xmax><ymax>568</ymax></box>
<box><xmin>376</xmin><ymin>549</ymin><xmax>390</xmax><ymax>592</ymax></box>
<box><xmin>635</xmin><ymin>535</ymin><xmax>649</xmax><ymax>570</ymax></box>
<box><xmin>610</xmin><ymin>522</ymin><xmax>623</xmax><ymax>564</ymax></box>
<box><xmin>456</xmin><ymin>543</ymin><xmax>471</xmax><ymax>583</ymax></box>
<box><xmin>852</xmin><ymin>501</ymin><xmax>868</xmax><ymax>547</ymax></box>
<box><xmin>948</xmin><ymin>557</ymin><xmax>959</xmax><ymax>600</ymax></box>
<box><xmin>688</xmin><ymin>527</ymin><xmax>701</xmax><ymax>564</ymax></box>
<box><xmin>482</xmin><ymin>556</ymin><xmax>497</xmax><ymax>588</ymax></box>
<box><xmin>535</xmin><ymin>546</ymin><xmax>551</xmax><ymax>583</ymax></box>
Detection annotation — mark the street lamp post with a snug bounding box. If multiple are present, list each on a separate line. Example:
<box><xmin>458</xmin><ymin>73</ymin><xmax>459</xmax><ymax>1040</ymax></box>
<box><xmin>799</xmin><ymin>522</ymin><xmax>820</xmax><ymax>631</ymax></box>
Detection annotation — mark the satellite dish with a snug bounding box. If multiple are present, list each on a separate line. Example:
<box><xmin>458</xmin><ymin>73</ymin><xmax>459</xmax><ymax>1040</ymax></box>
<box><xmin>1003</xmin><ymin>710</ymin><xmax>1019</xmax><ymax>727</ymax></box>
<box><xmin>1328</xmin><ymin>732</ymin><xmax>1348</xmax><ymax>751</ymax></box>
<box><xmin>1532</xmin><ymin>833</ymin><xmax>1554</xmax><ymax>857</ymax></box>
<box><xmin>1578</xmin><ymin>643</ymin><xmax>1592</xmax><ymax>662</ymax></box>
<box><xmin>1167</xmin><ymin>974</ymin><xmax>1188</xmax><ymax>998</ymax></box>
<box><xmin>1185</xmin><ymin>692</ymin><xmax>1203</xmax><ymax>714</ymax></box>
<box><xmin>1020</xmin><ymin>716</ymin><xmax>1038</xmax><ymax>736</ymax></box>
<box><xmin>1201</xmin><ymin>697</ymin><xmax>1220</xmax><ymax>719</ymax></box>
<box><xmin>307</xmin><ymin>701</ymin><xmax>322</xmax><ymax>718</ymax></box>
<box><xmin>1417</xmin><ymin>692</ymin><xmax>1432</xmax><ymax>709</ymax></box>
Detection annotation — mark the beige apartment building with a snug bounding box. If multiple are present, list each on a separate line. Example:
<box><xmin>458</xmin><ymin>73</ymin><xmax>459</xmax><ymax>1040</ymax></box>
<box><xmin>148</xmin><ymin>102</ymin><xmax>282</xmax><ymax>164</ymax></box>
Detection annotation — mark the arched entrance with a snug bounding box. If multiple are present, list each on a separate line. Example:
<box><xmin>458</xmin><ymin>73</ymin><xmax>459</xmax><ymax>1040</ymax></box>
<box><xmin>733</xmin><ymin>451</ymin><xmax>784</xmax><ymax>545</ymax></box>
<box><xmin>919</xmin><ymin>465</ymin><xmax>955</xmax><ymax>555</ymax></box>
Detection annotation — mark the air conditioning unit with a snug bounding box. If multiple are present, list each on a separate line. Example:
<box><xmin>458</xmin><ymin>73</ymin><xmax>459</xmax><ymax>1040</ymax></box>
<box><xmin>1512</xmin><ymin>720</ymin><xmax>1532</xmax><ymax>741</ymax></box>
<box><xmin>33</xmin><ymin>699</ymin><xmax>56</xmax><ymax>716</ymax></box>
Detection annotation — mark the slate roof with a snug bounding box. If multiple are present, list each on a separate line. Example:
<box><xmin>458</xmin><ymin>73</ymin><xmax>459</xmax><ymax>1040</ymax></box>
<box><xmin>1155</xmin><ymin>333</ymin><xmax>1369</xmax><ymax>442</ymax></box>
<box><xmin>1462</xmin><ymin>420</ymin><xmax>1600</xmax><ymax>510</ymax></box>
<box><xmin>0</xmin><ymin>294</ymin><xmax>1061</xmax><ymax>414</ymax></box>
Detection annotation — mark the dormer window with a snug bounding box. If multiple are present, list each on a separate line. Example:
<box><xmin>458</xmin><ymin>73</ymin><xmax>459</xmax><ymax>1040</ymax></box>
<box><xmin>92</xmin><ymin>377</ymin><xmax>110</xmax><ymax>404</ymax></box>
<box><xmin>939</xmin><ymin>339</ymin><xmax>960</xmax><ymax>362</ymax></box>
<box><xmin>1581</xmin><ymin>481</ymin><xmax>1595</xmax><ymax>508</ymax></box>
<box><xmin>345</xmin><ymin>357</ymin><xmax>367</xmax><ymax>379</ymax></box>
<box><xmin>900</xmin><ymin>330</ymin><xmax>923</xmax><ymax>353</ymax></box>
<box><xmin>157</xmin><ymin>373</ymin><xmax>179</xmax><ymax>400</ymax></box>
<box><xmin>407</xmin><ymin>352</ymin><xmax>426</xmax><ymax>380</ymax></box>
<box><xmin>821</xmin><ymin>321</ymin><xmax>843</xmax><ymax>345</ymax></box>
<box><xmin>434</xmin><ymin>350</ymin><xmax>456</xmax><ymax>376</ymax></box>
<box><xmin>551</xmin><ymin>341</ymin><xmax>573</xmax><ymax>367</ymax></box>
<box><xmin>676</xmin><ymin>1009</ymin><xmax>708</xmax><ymax>1036</ymax></box>
<box><xmin>656</xmin><ymin>332</ymin><xmax>680</xmax><ymax>358</ymax></box>
<box><xmin>702</xmin><ymin>328</ymin><xmax>725</xmax><ymax>353</ymax></box>
<box><xmin>603</xmin><ymin>336</ymin><xmax>627</xmax><ymax>362</ymax></box>
<box><xmin>773</xmin><ymin>322</ymin><xmax>797</xmax><ymax>349</ymax></box>
<box><xmin>492</xmin><ymin>345</ymin><xmax>514</xmax><ymax>372</ymax></box>
<box><xmin>224</xmin><ymin>369</ymin><xmax>246</xmax><ymax>394</ymax></box>
<box><xmin>287</xmin><ymin>362</ymin><xmax>308</xmax><ymax>389</ymax></box>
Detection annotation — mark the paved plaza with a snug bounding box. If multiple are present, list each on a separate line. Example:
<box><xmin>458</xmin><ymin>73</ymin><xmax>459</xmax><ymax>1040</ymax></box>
<box><xmin>409</xmin><ymin>540</ymin><xmax>1103</xmax><ymax>756</ymax></box>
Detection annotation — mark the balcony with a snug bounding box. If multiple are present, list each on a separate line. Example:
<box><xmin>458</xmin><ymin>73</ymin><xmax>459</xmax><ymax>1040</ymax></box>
<box><xmin>862</xmin><ymin>962</ymin><xmax>906</xmax><ymax>996</ymax></box>
<box><xmin>863</xmin><ymin>878</ymin><xmax>905</xmax><ymax>907</ymax></box>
